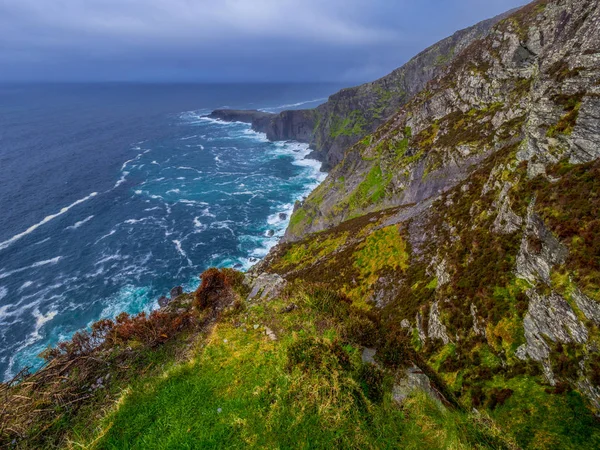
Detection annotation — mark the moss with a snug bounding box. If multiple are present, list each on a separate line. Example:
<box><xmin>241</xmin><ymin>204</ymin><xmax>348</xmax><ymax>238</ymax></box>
<box><xmin>525</xmin><ymin>159</ymin><xmax>600</xmax><ymax>299</ymax></box>
<box><xmin>353</xmin><ymin>226</ymin><xmax>409</xmax><ymax>278</ymax></box>
<box><xmin>347</xmin><ymin>164</ymin><xmax>391</xmax><ymax>211</ymax></box>
<box><xmin>426</xmin><ymin>277</ymin><xmax>438</xmax><ymax>290</ymax></box>
<box><xmin>546</xmin><ymin>60</ymin><xmax>583</xmax><ymax>83</ymax></box>
<box><xmin>547</xmin><ymin>94</ymin><xmax>584</xmax><ymax>137</ymax></box>
<box><xmin>430</xmin><ymin>343</ymin><xmax>457</xmax><ymax>372</ymax></box>
<box><xmin>286</xmin><ymin>207</ymin><xmax>310</xmax><ymax>237</ymax></box>
<box><xmin>489</xmin><ymin>375</ymin><xmax>600</xmax><ymax>449</ymax></box>
<box><xmin>330</xmin><ymin>110</ymin><xmax>368</xmax><ymax>138</ymax></box>
<box><xmin>274</xmin><ymin>232</ymin><xmax>349</xmax><ymax>272</ymax></box>
<box><xmin>435</xmin><ymin>47</ymin><xmax>455</xmax><ymax>67</ymax></box>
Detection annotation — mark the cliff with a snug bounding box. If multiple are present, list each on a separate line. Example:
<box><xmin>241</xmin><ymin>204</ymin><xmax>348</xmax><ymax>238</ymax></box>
<box><xmin>4</xmin><ymin>1</ymin><xmax>600</xmax><ymax>448</ymax></box>
<box><xmin>210</xmin><ymin>11</ymin><xmax>511</xmax><ymax>170</ymax></box>
<box><xmin>256</xmin><ymin>0</ymin><xmax>600</xmax><ymax>435</ymax></box>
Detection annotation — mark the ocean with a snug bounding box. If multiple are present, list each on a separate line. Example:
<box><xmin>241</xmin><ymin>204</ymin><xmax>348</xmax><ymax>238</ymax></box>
<box><xmin>0</xmin><ymin>83</ymin><xmax>343</xmax><ymax>380</ymax></box>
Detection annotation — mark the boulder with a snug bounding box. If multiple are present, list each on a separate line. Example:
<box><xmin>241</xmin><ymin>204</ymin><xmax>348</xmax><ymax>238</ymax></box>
<box><xmin>170</xmin><ymin>286</ymin><xmax>184</xmax><ymax>298</ymax></box>
<box><xmin>158</xmin><ymin>296</ymin><xmax>170</xmax><ymax>308</ymax></box>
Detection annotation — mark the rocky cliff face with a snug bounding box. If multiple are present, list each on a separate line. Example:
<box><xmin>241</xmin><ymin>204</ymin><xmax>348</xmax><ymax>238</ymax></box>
<box><xmin>287</xmin><ymin>0</ymin><xmax>600</xmax><ymax>240</ymax></box>
<box><xmin>210</xmin><ymin>12</ymin><xmax>509</xmax><ymax>170</ymax></box>
<box><xmin>255</xmin><ymin>0</ymin><xmax>600</xmax><ymax>423</ymax></box>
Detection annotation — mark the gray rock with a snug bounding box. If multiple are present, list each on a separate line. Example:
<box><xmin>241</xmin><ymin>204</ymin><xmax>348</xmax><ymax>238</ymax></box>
<box><xmin>280</xmin><ymin>303</ymin><xmax>298</xmax><ymax>313</ymax></box>
<box><xmin>416</xmin><ymin>312</ymin><xmax>427</xmax><ymax>343</ymax></box>
<box><xmin>392</xmin><ymin>365</ymin><xmax>445</xmax><ymax>406</ymax></box>
<box><xmin>470</xmin><ymin>304</ymin><xmax>486</xmax><ymax>336</ymax></box>
<box><xmin>248</xmin><ymin>273</ymin><xmax>286</xmax><ymax>301</ymax></box>
<box><xmin>265</xmin><ymin>327</ymin><xmax>277</xmax><ymax>341</ymax></box>
<box><xmin>170</xmin><ymin>286</ymin><xmax>183</xmax><ymax>298</ymax></box>
<box><xmin>158</xmin><ymin>296</ymin><xmax>170</xmax><ymax>308</ymax></box>
<box><xmin>517</xmin><ymin>290</ymin><xmax>588</xmax><ymax>365</ymax></box>
<box><xmin>266</xmin><ymin>230</ymin><xmax>275</xmax><ymax>237</ymax></box>
<box><xmin>278</xmin><ymin>213</ymin><xmax>287</xmax><ymax>221</ymax></box>
<box><xmin>572</xmin><ymin>288</ymin><xmax>600</xmax><ymax>324</ymax></box>
<box><xmin>492</xmin><ymin>184</ymin><xmax>523</xmax><ymax>234</ymax></box>
<box><xmin>361</xmin><ymin>348</ymin><xmax>377</xmax><ymax>365</ymax></box>
<box><xmin>516</xmin><ymin>201</ymin><xmax>568</xmax><ymax>285</ymax></box>
<box><xmin>427</xmin><ymin>301</ymin><xmax>450</xmax><ymax>345</ymax></box>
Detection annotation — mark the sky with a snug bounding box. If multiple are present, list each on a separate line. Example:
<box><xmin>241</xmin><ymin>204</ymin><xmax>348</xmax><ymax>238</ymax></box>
<box><xmin>0</xmin><ymin>0</ymin><xmax>531</xmax><ymax>83</ymax></box>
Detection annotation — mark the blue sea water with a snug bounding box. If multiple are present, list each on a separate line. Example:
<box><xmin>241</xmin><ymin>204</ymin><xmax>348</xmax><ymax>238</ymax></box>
<box><xmin>0</xmin><ymin>83</ymin><xmax>343</xmax><ymax>380</ymax></box>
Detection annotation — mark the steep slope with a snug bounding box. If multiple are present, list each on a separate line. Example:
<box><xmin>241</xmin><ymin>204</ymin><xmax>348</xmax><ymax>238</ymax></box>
<box><xmin>210</xmin><ymin>11</ymin><xmax>510</xmax><ymax>170</ymax></box>
<box><xmin>251</xmin><ymin>0</ymin><xmax>600</xmax><ymax>443</ymax></box>
<box><xmin>287</xmin><ymin>0</ymin><xmax>600</xmax><ymax>240</ymax></box>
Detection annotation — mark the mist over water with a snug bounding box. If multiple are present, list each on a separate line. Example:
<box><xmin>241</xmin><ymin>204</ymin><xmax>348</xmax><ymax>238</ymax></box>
<box><xmin>0</xmin><ymin>83</ymin><xmax>341</xmax><ymax>380</ymax></box>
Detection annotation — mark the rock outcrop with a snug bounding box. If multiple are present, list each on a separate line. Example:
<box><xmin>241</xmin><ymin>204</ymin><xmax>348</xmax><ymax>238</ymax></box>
<box><xmin>209</xmin><ymin>11</ymin><xmax>510</xmax><ymax>170</ymax></box>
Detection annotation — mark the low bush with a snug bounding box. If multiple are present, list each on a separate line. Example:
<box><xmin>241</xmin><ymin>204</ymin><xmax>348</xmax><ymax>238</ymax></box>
<box><xmin>357</xmin><ymin>363</ymin><xmax>386</xmax><ymax>403</ymax></box>
<box><xmin>286</xmin><ymin>336</ymin><xmax>352</xmax><ymax>374</ymax></box>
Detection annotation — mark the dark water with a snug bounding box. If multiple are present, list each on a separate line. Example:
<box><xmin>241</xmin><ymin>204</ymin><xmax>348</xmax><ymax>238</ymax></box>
<box><xmin>0</xmin><ymin>83</ymin><xmax>342</xmax><ymax>380</ymax></box>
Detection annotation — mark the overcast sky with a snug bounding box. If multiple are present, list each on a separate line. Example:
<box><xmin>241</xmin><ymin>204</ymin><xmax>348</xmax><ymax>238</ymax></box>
<box><xmin>0</xmin><ymin>0</ymin><xmax>530</xmax><ymax>83</ymax></box>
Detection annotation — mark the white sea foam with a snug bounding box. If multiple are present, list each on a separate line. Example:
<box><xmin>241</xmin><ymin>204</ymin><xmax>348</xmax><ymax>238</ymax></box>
<box><xmin>114</xmin><ymin>171</ymin><xmax>129</xmax><ymax>188</ymax></box>
<box><xmin>31</xmin><ymin>308</ymin><xmax>58</xmax><ymax>341</ymax></box>
<box><xmin>0</xmin><ymin>257</ymin><xmax>63</xmax><ymax>280</ymax></box>
<box><xmin>18</xmin><ymin>281</ymin><xmax>34</xmax><ymax>292</ymax></box>
<box><xmin>173</xmin><ymin>240</ymin><xmax>193</xmax><ymax>266</ymax></box>
<box><xmin>193</xmin><ymin>217</ymin><xmax>207</xmax><ymax>232</ymax></box>
<box><xmin>94</xmin><ymin>229</ymin><xmax>116</xmax><ymax>245</ymax></box>
<box><xmin>0</xmin><ymin>286</ymin><xmax>7</xmax><ymax>301</ymax></box>
<box><xmin>180</xmin><ymin>135</ymin><xmax>198</xmax><ymax>141</ymax></box>
<box><xmin>260</xmin><ymin>97</ymin><xmax>327</xmax><ymax>112</ymax></box>
<box><xmin>2</xmin><ymin>306</ymin><xmax>60</xmax><ymax>380</ymax></box>
<box><xmin>198</xmin><ymin>116</ymin><xmax>241</xmax><ymax>126</ymax></box>
<box><xmin>32</xmin><ymin>237</ymin><xmax>51</xmax><ymax>246</ymax></box>
<box><xmin>95</xmin><ymin>253</ymin><xmax>124</xmax><ymax>266</ymax></box>
<box><xmin>240</xmin><ymin>128</ymin><xmax>269</xmax><ymax>142</ymax></box>
<box><xmin>124</xmin><ymin>217</ymin><xmax>153</xmax><ymax>225</ymax></box>
<box><xmin>178</xmin><ymin>199</ymin><xmax>209</xmax><ymax>207</ymax></box>
<box><xmin>66</xmin><ymin>215</ymin><xmax>94</xmax><ymax>230</ymax></box>
<box><xmin>201</xmin><ymin>207</ymin><xmax>216</xmax><ymax>218</ymax></box>
<box><xmin>176</xmin><ymin>166</ymin><xmax>202</xmax><ymax>174</ymax></box>
<box><xmin>0</xmin><ymin>192</ymin><xmax>98</xmax><ymax>252</ymax></box>
<box><xmin>121</xmin><ymin>158</ymin><xmax>136</xmax><ymax>171</ymax></box>
<box><xmin>98</xmin><ymin>285</ymin><xmax>153</xmax><ymax>322</ymax></box>
<box><xmin>167</xmin><ymin>189</ymin><xmax>181</xmax><ymax>194</ymax></box>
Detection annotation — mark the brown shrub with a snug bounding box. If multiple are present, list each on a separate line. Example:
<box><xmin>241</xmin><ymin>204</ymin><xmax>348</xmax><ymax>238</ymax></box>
<box><xmin>193</xmin><ymin>268</ymin><xmax>230</xmax><ymax>310</ymax></box>
<box><xmin>343</xmin><ymin>312</ymin><xmax>380</xmax><ymax>347</ymax></box>
<box><xmin>378</xmin><ymin>326</ymin><xmax>413</xmax><ymax>369</ymax></box>
<box><xmin>486</xmin><ymin>388</ymin><xmax>514</xmax><ymax>410</ymax></box>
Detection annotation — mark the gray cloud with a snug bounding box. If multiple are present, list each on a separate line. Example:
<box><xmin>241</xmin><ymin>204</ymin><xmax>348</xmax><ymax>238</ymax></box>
<box><xmin>0</xmin><ymin>0</ymin><xmax>530</xmax><ymax>82</ymax></box>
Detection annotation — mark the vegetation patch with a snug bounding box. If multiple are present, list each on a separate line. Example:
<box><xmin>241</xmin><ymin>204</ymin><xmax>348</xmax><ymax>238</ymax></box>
<box><xmin>354</xmin><ymin>226</ymin><xmax>409</xmax><ymax>282</ymax></box>
<box><xmin>547</xmin><ymin>93</ymin><xmax>584</xmax><ymax>137</ymax></box>
<box><xmin>274</xmin><ymin>232</ymin><xmax>349</xmax><ymax>272</ymax></box>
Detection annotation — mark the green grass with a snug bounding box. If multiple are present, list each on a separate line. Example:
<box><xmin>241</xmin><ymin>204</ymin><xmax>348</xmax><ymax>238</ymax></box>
<box><xmin>345</xmin><ymin>226</ymin><xmax>409</xmax><ymax>305</ymax></box>
<box><xmin>80</xmin><ymin>289</ymin><xmax>521</xmax><ymax>449</ymax></box>
<box><xmin>330</xmin><ymin>110</ymin><xmax>368</xmax><ymax>138</ymax></box>
<box><xmin>275</xmin><ymin>232</ymin><xmax>349</xmax><ymax>271</ymax></box>
<box><xmin>490</xmin><ymin>376</ymin><xmax>600</xmax><ymax>449</ymax></box>
<box><xmin>347</xmin><ymin>165</ymin><xmax>392</xmax><ymax>211</ymax></box>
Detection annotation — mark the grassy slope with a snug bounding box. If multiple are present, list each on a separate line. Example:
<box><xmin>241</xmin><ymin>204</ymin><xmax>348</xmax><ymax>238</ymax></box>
<box><xmin>77</xmin><ymin>287</ymin><xmax>518</xmax><ymax>449</ymax></box>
